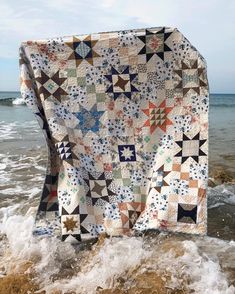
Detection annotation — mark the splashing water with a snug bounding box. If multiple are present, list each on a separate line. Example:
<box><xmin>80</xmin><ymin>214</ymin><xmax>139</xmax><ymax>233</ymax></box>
<box><xmin>0</xmin><ymin>99</ymin><xmax>234</xmax><ymax>293</ymax></box>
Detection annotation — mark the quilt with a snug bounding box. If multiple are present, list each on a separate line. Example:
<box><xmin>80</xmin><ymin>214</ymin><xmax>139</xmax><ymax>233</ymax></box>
<box><xmin>19</xmin><ymin>27</ymin><xmax>209</xmax><ymax>243</ymax></box>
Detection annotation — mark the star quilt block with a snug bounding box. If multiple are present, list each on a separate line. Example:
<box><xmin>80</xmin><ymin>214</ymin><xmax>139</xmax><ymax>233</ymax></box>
<box><xmin>19</xmin><ymin>26</ymin><xmax>209</xmax><ymax>243</ymax></box>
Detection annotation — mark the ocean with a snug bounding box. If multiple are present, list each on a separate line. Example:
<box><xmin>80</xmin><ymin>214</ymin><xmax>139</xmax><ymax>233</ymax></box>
<box><xmin>0</xmin><ymin>91</ymin><xmax>234</xmax><ymax>293</ymax></box>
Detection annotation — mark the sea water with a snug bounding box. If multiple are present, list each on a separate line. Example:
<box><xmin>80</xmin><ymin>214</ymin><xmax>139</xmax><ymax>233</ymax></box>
<box><xmin>0</xmin><ymin>92</ymin><xmax>234</xmax><ymax>293</ymax></box>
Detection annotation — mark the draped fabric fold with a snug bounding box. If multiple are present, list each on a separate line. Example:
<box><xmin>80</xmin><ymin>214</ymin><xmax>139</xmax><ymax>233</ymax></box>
<box><xmin>19</xmin><ymin>27</ymin><xmax>209</xmax><ymax>243</ymax></box>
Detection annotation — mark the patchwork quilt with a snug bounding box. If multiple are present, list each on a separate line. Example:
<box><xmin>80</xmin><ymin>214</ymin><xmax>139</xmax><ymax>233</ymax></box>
<box><xmin>19</xmin><ymin>27</ymin><xmax>209</xmax><ymax>243</ymax></box>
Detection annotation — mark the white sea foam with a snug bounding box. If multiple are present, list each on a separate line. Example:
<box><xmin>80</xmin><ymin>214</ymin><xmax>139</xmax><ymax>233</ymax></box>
<box><xmin>0</xmin><ymin>152</ymin><xmax>45</xmax><ymax>201</ymax></box>
<box><xmin>12</xmin><ymin>97</ymin><xmax>26</xmax><ymax>105</ymax></box>
<box><xmin>0</xmin><ymin>209</ymin><xmax>234</xmax><ymax>294</ymax></box>
<box><xmin>0</xmin><ymin>211</ymin><xmax>76</xmax><ymax>280</ymax></box>
<box><xmin>177</xmin><ymin>240</ymin><xmax>234</xmax><ymax>294</ymax></box>
<box><xmin>227</xmin><ymin>194</ymin><xmax>235</xmax><ymax>205</ymax></box>
<box><xmin>0</xmin><ymin>121</ymin><xmax>17</xmax><ymax>141</ymax></box>
<box><xmin>28</xmin><ymin>187</ymin><xmax>41</xmax><ymax>198</ymax></box>
<box><xmin>0</xmin><ymin>137</ymin><xmax>234</xmax><ymax>293</ymax></box>
<box><xmin>45</xmin><ymin>237</ymin><xmax>234</xmax><ymax>294</ymax></box>
<box><xmin>0</xmin><ymin>163</ymin><xmax>6</xmax><ymax>170</ymax></box>
<box><xmin>0</xmin><ymin>186</ymin><xmax>26</xmax><ymax>195</ymax></box>
<box><xmin>0</xmin><ymin>170</ymin><xmax>10</xmax><ymax>185</ymax></box>
<box><xmin>208</xmin><ymin>184</ymin><xmax>235</xmax><ymax>208</ymax></box>
<box><xmin>0</xmin><ymin>120</ymin><xmax>39</xmax><ymax>142</ymax></box>
<box><xmin>0</xmin><ymin>204</ymin><xmax>21</xmax><ymax>222</ymax></box>
<box><xmin>47</xmin><ymin>236</ymin><xmax>151</xmax><ymax>293</ymax></box>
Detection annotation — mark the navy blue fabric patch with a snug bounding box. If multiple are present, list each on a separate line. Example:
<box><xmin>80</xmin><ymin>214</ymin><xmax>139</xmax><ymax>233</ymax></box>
<box><xmin>118</xmin><ymin>144</ymin><xmax>136</xmax><ymax>162</ymax></box>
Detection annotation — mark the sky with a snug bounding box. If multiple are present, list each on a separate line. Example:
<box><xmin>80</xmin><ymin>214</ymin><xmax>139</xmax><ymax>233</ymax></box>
<box><xmin>0</xmin><ymin>0</ymin><xmax>234</xmax><ymax>93</ymax></box>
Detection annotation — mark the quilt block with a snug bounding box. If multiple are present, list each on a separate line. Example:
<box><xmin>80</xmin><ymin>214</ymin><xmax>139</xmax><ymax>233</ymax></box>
<box><xmin>19</xmin><ymin>27</ymin><xmax>209</xmax><ymax>243</ymax></box>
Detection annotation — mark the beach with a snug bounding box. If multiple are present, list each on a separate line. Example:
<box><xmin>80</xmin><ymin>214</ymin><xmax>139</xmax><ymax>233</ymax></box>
<box><xmin>0</xmin><ymin>92</ymin><xmax>234</xmax><ymax>293</ymax></box>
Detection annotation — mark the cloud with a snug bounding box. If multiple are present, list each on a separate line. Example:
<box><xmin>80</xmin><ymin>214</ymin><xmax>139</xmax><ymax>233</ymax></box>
<box><xmin>1</xmin><ymin>0</ymin><xmax>234</xmax><ymax>57</ymax></box>
<box><xmin>101</xmin><ymin>0</ymin><xmax>117</xmax><ymax>8</ymax></box>
<box><xmin>0</xmin><ymin>0</ymin><xmax>137</xmax><ymax>57</ymax></box>
<box><xmin>0</xmin><ymin>0</ymin><xmax>234</xmax><ymax>91</ymax></box>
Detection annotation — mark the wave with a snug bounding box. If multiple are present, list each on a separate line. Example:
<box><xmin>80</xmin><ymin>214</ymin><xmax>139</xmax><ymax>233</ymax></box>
<box><xmin>0</xmin><ymin>97</ymin><xmax>234</xmax><ymax>107</ymax></box>
<box><xmin>210</xmin><ymin>103</ymin><xmax>235</xmax><ymax>107</ymax></box>
<box><xmin>12</xmin><ymin>97</ymin><xmax>26</xmax><ymax>105</ymax></box>
<box><xmin>210</xmin><ymin>94</ymin><xmax>235</xmax><ymax>107</ymax></box>
<box><xmin>207</xmin><ymin>184</ymin><xmax>235</xmax><ymax>208</ymax></box>
<box><xmin>0</xmin><ymin>212</ymin><xmax>234</xmax><ymax>294</ymax></box>
<box><xmin>0</xmin><ymin>97</ymin><xmax>25</xmax><ymax>106</ymax></box>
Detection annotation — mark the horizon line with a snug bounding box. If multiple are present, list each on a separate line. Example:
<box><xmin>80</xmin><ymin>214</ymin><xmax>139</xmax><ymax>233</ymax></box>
<box><xmin>0</xmin><ymin>90</ymin><xmax>235</xmax><ymax>95</ymax></box>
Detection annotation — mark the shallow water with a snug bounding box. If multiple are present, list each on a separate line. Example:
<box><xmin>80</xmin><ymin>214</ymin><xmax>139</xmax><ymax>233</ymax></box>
<box><xmin>0</xmin><ymin>94</ymin><xmax>235</xmax><ymax>293</ymax></box>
